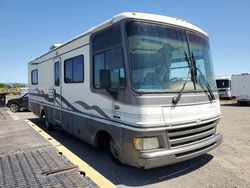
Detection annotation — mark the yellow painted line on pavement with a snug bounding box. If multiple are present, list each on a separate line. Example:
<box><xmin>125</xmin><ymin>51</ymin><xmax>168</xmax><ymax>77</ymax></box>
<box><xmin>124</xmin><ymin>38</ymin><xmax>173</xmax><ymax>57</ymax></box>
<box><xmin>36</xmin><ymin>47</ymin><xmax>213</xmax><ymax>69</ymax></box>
<box><xmin>25</xmin><ymin>120</ymin><xmax>116</xmax><ymax>188</ymax></box>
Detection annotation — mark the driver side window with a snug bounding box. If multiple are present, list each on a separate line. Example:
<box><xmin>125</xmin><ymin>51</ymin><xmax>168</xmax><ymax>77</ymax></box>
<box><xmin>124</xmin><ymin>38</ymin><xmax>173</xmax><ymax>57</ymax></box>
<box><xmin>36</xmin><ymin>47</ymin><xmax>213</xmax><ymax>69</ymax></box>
<box><xmin>92</xmin><ymin>25</ymin><xmax>126</xmax><ymax>89</ymax></box>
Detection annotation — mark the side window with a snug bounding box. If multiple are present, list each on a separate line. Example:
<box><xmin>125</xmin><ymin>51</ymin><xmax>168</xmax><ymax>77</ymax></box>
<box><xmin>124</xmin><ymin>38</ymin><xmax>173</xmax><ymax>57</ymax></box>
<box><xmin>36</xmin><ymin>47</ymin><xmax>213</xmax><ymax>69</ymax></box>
<box><xmin>105</xmin><ymin>48</ymin><xmax>125</xmax><ymax>88</ymax></box>
<box><xmin>64</xmin><ymin>55</ymin><xmax>84</xmax><ymax>83</ymax></box>
<box><xmin>54</xmin><ymin>62</ymin><xmax>60</xmax><ymax>86</ymax></box>
<box><xmin>92</xmin><ymin>25</ymin><xmax>126</xmax><ymax>89</ymax></box>
<box><xmin>31</xmin><ymin>69</ymin><xmax>38</xmax><ymax>85</ymax></box>
<box><xmin>94</xmin><ymin>53</ymin><xmax>105</xmax><ymax>88</ymax></box>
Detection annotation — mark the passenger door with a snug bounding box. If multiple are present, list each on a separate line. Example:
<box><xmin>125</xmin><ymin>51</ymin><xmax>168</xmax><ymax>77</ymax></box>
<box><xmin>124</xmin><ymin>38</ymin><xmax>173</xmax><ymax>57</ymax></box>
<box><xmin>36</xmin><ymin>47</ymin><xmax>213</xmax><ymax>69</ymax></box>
<box><xmin>19</xmin><ymin>94</ymin><xmax>29</xmax><ymax>108</ymax></box>
<box><xmin>54</xmin><ymin>59</ymin><xmax>62</xmax><ymax>123</ymax></box>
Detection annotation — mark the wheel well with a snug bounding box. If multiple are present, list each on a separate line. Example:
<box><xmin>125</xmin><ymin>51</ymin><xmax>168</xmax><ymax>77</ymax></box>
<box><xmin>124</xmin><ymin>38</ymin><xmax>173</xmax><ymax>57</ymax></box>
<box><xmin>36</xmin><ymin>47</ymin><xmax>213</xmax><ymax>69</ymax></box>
<box><xmin>95</xmin><ymin>130</ymin><xmax>111</xmax><ymax>149</ymax></box>
<box><xmin>10</xmin><ymin>102</ymin><xmax>18</xmax><ymax>106</ymax></box>
<box><xmin>40</xmin><ymin>109</ymin><xmax>45</xmax><ymax>119</ymax></box>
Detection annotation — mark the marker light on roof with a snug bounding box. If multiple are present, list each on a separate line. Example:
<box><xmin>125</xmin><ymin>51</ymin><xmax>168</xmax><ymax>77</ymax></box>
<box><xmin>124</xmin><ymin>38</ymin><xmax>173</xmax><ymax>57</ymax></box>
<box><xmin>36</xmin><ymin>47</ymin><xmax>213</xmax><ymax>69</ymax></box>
<box><xmin>132</xmin><ymin>12</ymin><xmax>136</xmax><ymax>16</ymax></box>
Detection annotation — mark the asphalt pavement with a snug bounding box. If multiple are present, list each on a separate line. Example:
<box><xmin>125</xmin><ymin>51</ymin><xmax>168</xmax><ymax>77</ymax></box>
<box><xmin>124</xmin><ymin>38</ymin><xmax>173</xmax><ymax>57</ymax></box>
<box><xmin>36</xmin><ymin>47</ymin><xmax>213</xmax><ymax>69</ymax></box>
<box><xmin>5</xmin><ymin>99</ymin><xmax>250</xmax><ymax>188</ymax></box>
<box><xmin>0</xmin><ymin>107</ymin><xmax>98</xmax><ymax>188</ymax></box>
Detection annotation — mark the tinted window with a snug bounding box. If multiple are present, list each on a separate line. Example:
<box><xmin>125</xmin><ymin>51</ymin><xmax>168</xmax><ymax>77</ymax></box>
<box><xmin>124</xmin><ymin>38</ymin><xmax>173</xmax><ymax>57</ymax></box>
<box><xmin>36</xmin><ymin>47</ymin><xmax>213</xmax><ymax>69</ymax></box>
<box><xmin>126</xmin><ymin>21</ymin><xmax>216</xmax><ymax>92</ymax></box>
<box><xmin>94</xmin><ymin>53</ymin><xmax>105</xmax><ymax>88</ymax></box>
<box><xmin>65</xmin><ymin>59</ymin><xmax>73</xmax><ymax>82</ymax></box>
<box><xmin>216</xmin><ymin>79</ymin><xmax>230</xmax><ymax>88</ymax></box>
<box><xmin>127</xmin><ymin>22</ymin><xmax>189</xmax><ymax>92</ymax></box>
<box><xmin>64</xmin><ymin>55</ymin><xmax>84</xmax><ymax>83</ymax></box>
<box><xmin>31</xmin><ymin>69</ymin><xmax>38</xmax><ymax>85</ymax></box>
<box><xmin>187</xmin><ymin>32</ymin><xmax>216</xmax><ymax>90</ymax></box>
<box><xmin>73</xmin><ymin>56</ymin><xmax>84</xmax><ymax>82</ymax></box>
<box><xmin>106</xmin><ymin>48</ymin><xmax>125</xmax><ymax>88</ymax></box>
<box><xmin>54</xmin><ymin>62</ymin><xmax>60</xmax><ymax>86</ymax></box>
<box><xmin>93</xmin><ymin>48</ymin><xmax>125</xmax><ymax>89</ymax></box>
<box><xmin>92</xmin><ymin>25</ymin><xmax>125</xmax><ymax>89</ymax></box>
<box><xmin>92</xmin><ymin>25</ymin><xmax>122</xmax><ymax>53</ymax></box>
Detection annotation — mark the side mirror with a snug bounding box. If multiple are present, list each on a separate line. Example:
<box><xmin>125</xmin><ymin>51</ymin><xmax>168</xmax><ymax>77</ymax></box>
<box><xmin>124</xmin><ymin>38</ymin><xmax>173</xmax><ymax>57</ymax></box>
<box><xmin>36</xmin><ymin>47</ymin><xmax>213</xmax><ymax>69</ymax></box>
<box><xmin>100</xmin><ymin>69</ymin><xmax>111</xmax><ymax>89</ymax></box>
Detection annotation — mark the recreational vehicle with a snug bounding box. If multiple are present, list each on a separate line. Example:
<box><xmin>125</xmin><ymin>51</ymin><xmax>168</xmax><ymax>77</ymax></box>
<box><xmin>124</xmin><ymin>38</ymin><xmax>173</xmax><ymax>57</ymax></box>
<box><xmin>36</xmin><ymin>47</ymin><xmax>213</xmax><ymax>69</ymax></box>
<box><xmin>28</xmin><ymin>12</ymin><xmax>223</xmax><ymax>169</ymax></box>
<box><xmin>216</xmin><ymin>75</ymin><xmax>232</xmax><ymax>99</ymax></box>
<box><xmin>231</xmin><ymin>73</ymin><xmax>250</xmax><ymax>104</ymax></box>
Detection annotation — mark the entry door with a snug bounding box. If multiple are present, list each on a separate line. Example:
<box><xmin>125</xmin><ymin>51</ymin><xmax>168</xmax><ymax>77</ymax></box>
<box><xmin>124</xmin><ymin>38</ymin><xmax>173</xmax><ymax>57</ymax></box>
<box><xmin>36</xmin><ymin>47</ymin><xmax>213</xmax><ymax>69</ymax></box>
<box><xmin>54</xmin><ymin>60</ymin><xmax>62</xmax><ymax>123</ymax></box>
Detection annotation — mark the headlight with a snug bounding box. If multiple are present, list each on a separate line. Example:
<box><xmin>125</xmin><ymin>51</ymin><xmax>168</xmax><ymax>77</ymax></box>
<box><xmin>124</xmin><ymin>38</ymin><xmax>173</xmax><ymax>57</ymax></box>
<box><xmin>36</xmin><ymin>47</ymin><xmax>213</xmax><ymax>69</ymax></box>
<box><xmin>132</xmin><ymin>137</ymin><xmax>160</xmax><ymax>150</ymax></box>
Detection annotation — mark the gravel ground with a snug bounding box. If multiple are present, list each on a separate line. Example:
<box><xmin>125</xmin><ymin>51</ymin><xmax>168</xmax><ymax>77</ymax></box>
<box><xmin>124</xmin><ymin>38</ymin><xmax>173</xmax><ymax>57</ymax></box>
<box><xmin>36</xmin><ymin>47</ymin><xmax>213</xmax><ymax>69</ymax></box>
<box><xmin>210</xmin><ymin>100</ymin><xmax>250</xmax><ymax>187</ymax></box>
<box><xmin>6</xmin><ymin>97</ymin><xmax>250</xmax><ymax>188</ymax></box>
<box><xmin>158</xmin><ymin>100</ymin><xmax>250</xmax><ymax>188</ymax></box>
<box><xmin>153</xmin><ymin>100</ymin><xmax>250</xmax><ymax>188</ymax></box>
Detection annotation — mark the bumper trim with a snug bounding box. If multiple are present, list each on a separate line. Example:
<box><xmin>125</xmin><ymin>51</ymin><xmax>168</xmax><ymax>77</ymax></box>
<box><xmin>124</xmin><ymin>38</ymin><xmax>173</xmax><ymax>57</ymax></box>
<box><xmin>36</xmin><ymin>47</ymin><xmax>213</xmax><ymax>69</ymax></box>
<box><xmin>140</xmin><ymin>133</ymin><xmax>223</xmax><ymax>159</ymax></box>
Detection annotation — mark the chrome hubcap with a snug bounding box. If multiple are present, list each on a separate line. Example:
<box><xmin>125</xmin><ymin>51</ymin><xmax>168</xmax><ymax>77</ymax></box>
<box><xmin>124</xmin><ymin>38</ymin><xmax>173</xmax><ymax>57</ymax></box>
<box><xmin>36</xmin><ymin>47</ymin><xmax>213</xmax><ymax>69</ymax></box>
<box><xmin>10</xmin><ymin>104</ymin><xmax>18</xmax><ymax>112</ymax></box>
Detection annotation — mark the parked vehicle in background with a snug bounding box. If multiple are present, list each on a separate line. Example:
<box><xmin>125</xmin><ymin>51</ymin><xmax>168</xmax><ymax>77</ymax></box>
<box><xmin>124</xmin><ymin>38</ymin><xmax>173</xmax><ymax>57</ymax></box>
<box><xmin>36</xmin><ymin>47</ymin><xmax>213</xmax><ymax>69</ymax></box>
<box><xmin>28</xmin><ymin>12</ymin><xmax>222</xmax><ymax>169</ymax></box>
<box><xmin>20</xmin><ymin>87</ymin><xmax>29</xmax><ymax>96</ymax></box>
<box><xmin>0</xmin><ymin>93</ymin><xmax>7</xmax><ymax>107</ymax></box>
<box><xmin>231</xmin><ymin>73</ymin><xmax>250</xmax><ymax>105</ymax></box>
<box><xmin>6</xmin><ymin>93</ymin><xmax>29</xmax><ymax>112</ymax></box>
<box><xmin>216</xmin><ymin>75</ymin><xmax>232</xmax><ymax>99</ymax></box>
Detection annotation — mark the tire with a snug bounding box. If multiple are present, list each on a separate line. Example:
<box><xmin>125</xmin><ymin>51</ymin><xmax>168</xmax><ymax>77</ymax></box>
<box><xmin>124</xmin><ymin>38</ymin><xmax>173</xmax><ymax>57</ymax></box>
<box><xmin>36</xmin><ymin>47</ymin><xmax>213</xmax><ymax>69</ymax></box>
<box><xmin>109</xmin><ymin>137</ymin><xmax>121</xmax><ymax>164</ymax></box>
<box><xmin>237</xmin><ymin>101</ymin><xmax>247</xmax><ymax>105</ymax></box>
<box><xmin>44</xmin><ymin>112</ymin><xmax>54</xmax><ymax>131</ymax></box>
<box><xmin>9</xmin><ymin>103</ymin><xmax>20</xmax><ymax>113</ymax></box>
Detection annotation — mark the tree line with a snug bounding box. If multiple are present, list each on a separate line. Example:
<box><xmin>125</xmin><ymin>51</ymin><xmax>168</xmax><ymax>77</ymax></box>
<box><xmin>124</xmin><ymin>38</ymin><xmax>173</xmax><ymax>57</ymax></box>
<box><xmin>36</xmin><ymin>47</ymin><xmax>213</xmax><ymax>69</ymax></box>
<box><xmin>0</xmin><ymin>83</ymin><xmax>27</xmax><ymax>88</ymax></box>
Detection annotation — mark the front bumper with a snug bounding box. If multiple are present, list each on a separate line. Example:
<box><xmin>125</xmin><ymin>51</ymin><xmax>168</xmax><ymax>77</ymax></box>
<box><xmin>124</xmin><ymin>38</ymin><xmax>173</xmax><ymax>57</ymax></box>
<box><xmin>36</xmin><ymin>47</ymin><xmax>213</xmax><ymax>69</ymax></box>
<box><xmin>138</xmin><ymin>133</ymin><xmax>223</xmax><ymax>169</ymax></box>
<box><xmin>218</xmin><ymin>91</ymin><xmax>231</xmax><ymax>98</ymax></box>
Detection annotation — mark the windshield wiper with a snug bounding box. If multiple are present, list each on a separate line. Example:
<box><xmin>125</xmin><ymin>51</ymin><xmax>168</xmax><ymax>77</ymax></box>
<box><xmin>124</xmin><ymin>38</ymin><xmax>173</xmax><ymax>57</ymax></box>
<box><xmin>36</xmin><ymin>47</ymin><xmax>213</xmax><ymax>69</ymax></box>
<box><xmin>189</xmin><ymin>52</ymin><xmax>197</xmax><ymax>90</ymax></box>
<box><xmin>172</xmin><ymin>71</ymin><xmax>190</xmax><ymax>105</ymax></box>
<box><xmin>191</xmin><ymin>52</ymin><xmax>215</xmax><ymax>101</ymax></box>
<box><xmin>172</xmin><ymin>52</ymin><xmax>192</xmax><ymax>105</ymax></box>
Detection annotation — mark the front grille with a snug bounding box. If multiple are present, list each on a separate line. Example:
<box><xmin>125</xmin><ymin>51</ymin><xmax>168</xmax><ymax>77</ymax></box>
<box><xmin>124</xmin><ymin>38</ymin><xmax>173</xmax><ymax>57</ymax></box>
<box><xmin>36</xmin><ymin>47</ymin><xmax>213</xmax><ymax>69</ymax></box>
<box><xmin>175</xmin><ymin>142</ymin><xmax>216</xmax><ymax>158</ymax></box>
<box><xmin>219</xmin><ymin>89</ymin><xmax>226</xmax><ymax>92</ymax></box>
<box><xmin>167</xmin><ymin>120</ymin><xmax>217</xmax><ymax>149</ymax></box>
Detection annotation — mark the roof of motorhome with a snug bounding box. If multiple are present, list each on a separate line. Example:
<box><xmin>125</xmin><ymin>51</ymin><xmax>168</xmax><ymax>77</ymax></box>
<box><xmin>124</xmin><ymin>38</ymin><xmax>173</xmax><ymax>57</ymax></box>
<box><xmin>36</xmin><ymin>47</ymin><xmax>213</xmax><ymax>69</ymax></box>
<box><xmin>29</xmin><ymin>12</ymin><xmax>208</xmax><ymax>63</ymax></box>
<box><xmin>113</xmin><ymin>12</ymin><xmax>207</xmax><ymax>35</ymax></box>
<box><xmin>215</xmin><ymin>75</ymin><xmax>232</xmax><ymax>80</ymax></box>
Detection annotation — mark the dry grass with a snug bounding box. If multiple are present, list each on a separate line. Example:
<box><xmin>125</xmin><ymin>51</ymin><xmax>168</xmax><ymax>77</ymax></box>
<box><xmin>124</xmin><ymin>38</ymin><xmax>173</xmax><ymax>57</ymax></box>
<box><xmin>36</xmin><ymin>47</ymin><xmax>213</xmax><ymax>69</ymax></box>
<box><xmin>0</xmin><ymin>88</ymin><xmax>20</xmax><ymax>95</ymax></box>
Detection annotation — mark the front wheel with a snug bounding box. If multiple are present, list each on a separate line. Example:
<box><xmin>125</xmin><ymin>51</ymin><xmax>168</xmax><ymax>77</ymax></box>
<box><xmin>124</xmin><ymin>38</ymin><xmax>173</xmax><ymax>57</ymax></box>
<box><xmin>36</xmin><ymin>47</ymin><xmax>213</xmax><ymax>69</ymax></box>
<box><xmin>109</xmin><ymin>137</ymin><xmax>121</xmax><ymax>164</ymax></box>
<box><xmin>9</xmin><ymin>103</ymin><xmax>20</xmax><ymax>113</ymax></box>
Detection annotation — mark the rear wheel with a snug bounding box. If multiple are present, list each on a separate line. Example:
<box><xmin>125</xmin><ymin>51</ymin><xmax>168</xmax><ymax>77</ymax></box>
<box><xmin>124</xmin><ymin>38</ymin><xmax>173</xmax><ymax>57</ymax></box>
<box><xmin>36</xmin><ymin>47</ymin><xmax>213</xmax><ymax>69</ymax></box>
<box><xmin>43</xmin><ymin>112</ymin><xmax>54</xmax><ymax>131</ymax></box>
<box><xmin>238</xmin><ymin>101</ymin><xmax>247</xmax><ymax>105</ymax></box>
<box><xmin>9</xmin><ymin>103</ymin><xmax>20</xmax><ymax>112</ymax></box>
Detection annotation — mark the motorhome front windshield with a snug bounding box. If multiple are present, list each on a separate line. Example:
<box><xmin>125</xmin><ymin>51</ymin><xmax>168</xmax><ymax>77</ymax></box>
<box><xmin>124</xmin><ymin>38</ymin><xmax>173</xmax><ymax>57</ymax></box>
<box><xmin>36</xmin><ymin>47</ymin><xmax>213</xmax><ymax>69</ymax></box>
<box><xmin>126</xmin><ymin>21</ymin><xmax>216</xmax><ymax>93</ymax></box>
<box><xmin>216</xmin><ymin>79</ymin><xmax>230</xmax><ymax>89</ymax></box>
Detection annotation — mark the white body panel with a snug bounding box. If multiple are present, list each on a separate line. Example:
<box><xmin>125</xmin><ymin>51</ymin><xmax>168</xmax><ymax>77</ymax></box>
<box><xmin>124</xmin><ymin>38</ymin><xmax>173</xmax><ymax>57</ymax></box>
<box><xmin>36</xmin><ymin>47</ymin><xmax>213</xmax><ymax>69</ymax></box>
<box><xmin>232</xmin><ymin>74</ymin><xmax>250</xmax><ymax>101</ymax></box>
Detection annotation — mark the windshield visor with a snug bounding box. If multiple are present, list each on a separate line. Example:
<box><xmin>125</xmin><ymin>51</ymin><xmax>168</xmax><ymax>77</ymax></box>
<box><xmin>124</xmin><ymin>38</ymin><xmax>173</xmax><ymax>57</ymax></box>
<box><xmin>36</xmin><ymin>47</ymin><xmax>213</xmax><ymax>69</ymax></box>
<box><xmin>126</xmin><ymin>21</ymin><xmax>216</xmax><ymax>92</ymax></box>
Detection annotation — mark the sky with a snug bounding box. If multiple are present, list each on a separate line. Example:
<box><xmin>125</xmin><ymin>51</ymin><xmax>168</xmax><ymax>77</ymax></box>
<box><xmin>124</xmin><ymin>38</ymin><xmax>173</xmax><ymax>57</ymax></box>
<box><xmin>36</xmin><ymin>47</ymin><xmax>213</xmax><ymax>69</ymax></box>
<box><xmin>0</xmin><ymin>0</ymin><xmax>250</xmax><ymax>83</ymax></box>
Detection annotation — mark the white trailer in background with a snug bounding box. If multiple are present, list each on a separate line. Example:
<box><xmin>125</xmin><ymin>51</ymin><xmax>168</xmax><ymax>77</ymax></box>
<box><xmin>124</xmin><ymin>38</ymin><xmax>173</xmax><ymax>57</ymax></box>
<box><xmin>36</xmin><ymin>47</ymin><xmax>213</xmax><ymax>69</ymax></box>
<box><xmin>231</xmin><ymin>73</ymin><xmax>250</xmax><ymax>104</ymax></box>
<box><xmin>216</xmin><ymin>75</ymin><xmax>232</xmax><ymax>99</ymax></box>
